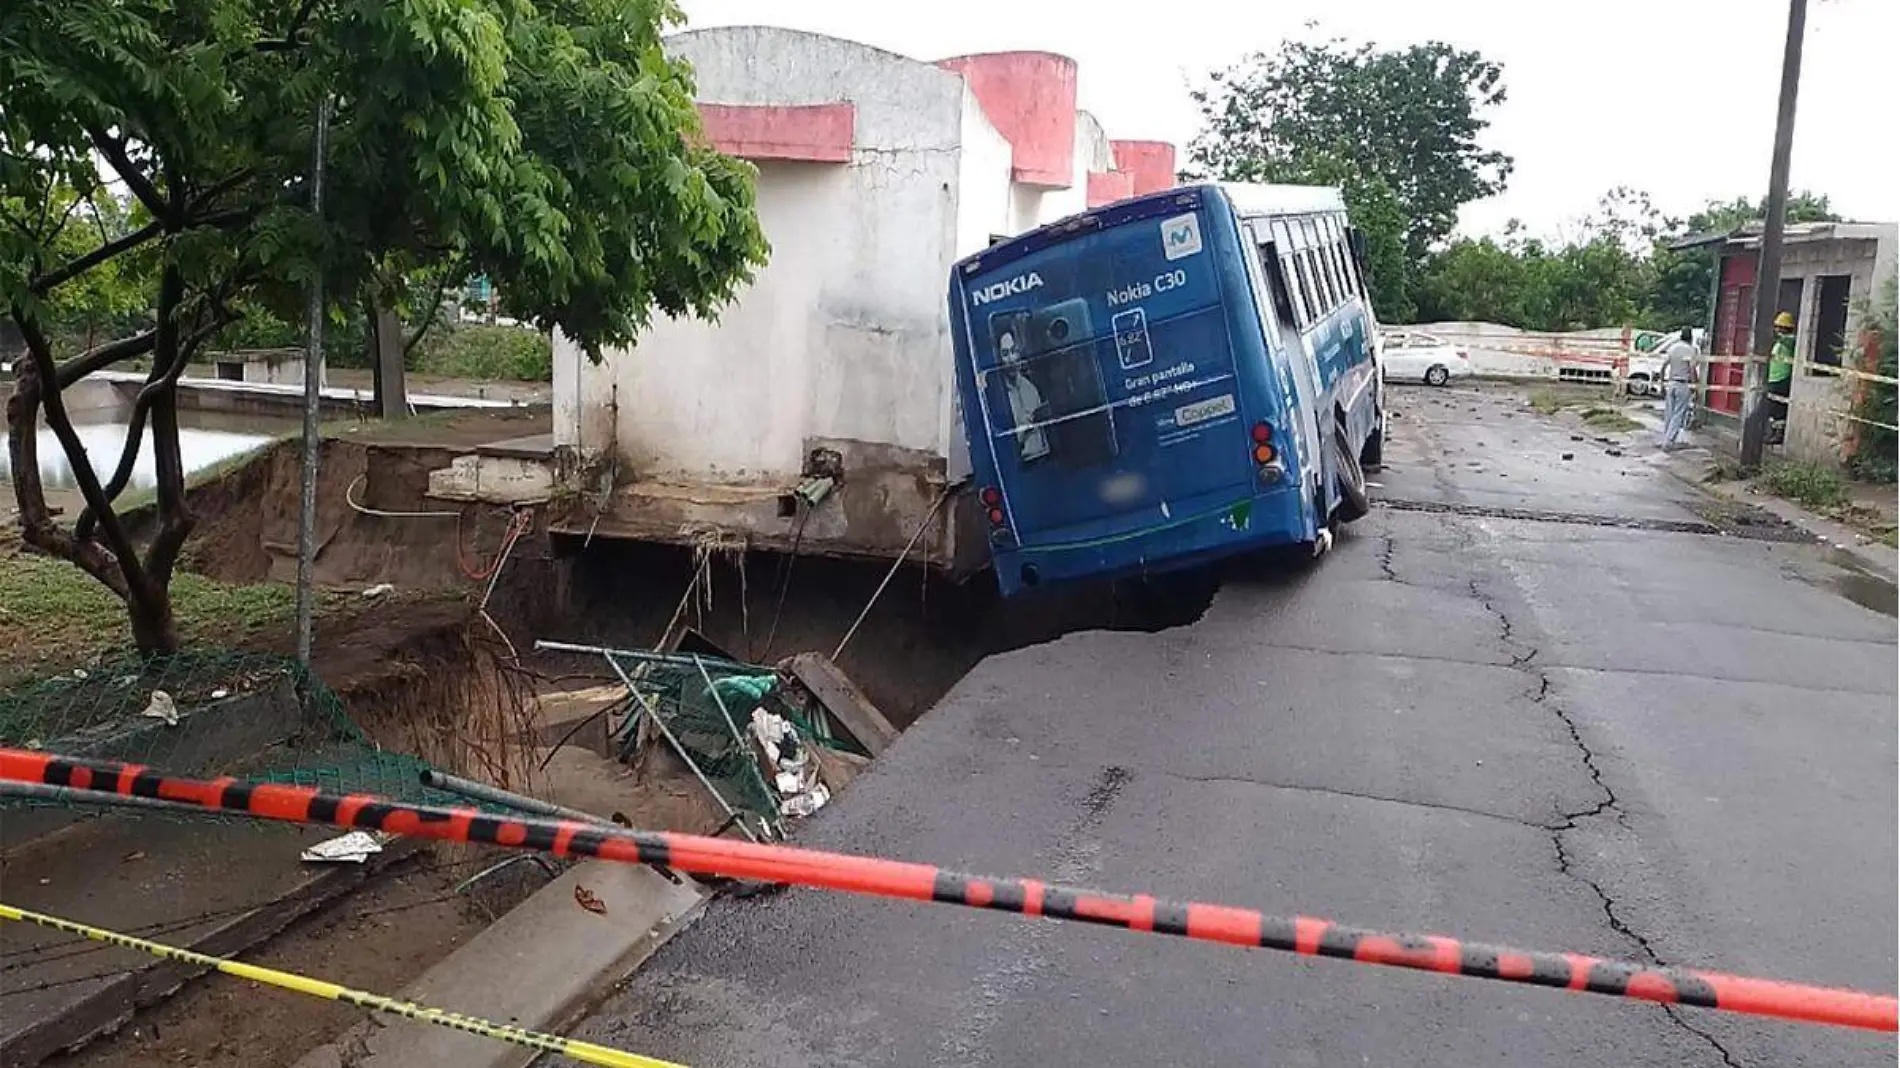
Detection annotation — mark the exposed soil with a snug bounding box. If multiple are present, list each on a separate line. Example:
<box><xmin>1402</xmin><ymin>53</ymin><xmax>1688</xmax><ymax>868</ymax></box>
<box><xmin>13</xmin><ymin>403</ymin><xmax>1214</xmax><ymax>1068</ymax></box>
<box><xmin>532</xmin><ymin>533</ymin><xmax>1210</xmax><ymax>731</ymax></box>
<box><xmin>41</xmin><ymin>844</ymin><xmax>548</xmax><ymax>1068</ymax></box>
<box><xmin>156</xmin><ymin>435</ymin><xmax>532</xmax><ymax>595</ymax></box>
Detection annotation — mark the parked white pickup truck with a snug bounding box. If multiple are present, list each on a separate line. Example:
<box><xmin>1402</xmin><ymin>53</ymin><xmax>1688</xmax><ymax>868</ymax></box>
<box><xmin>1625</xmin><ymin>327</ymin><xmax>1705</xmax><ymax>397</ymax></box>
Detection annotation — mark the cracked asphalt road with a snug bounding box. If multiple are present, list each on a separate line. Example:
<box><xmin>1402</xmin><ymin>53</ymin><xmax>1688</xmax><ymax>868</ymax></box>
<box><xmin>547</xmin><ymin>386</ymin><xmax>1896</xmax><ymax>1068</ymax></box>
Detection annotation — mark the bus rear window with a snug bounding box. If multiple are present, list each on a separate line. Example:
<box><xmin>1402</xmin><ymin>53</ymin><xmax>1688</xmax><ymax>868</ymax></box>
<box><xmin>980</xmin><ymin>302</ymin><xmax>1118</xmax><ymax>471</ymax></box>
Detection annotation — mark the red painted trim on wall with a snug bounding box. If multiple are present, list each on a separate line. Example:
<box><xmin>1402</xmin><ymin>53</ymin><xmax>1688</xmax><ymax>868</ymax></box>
<box><xmin>938</xmin><ymin>52</ymin><xmax>1078</xmax><ymax>188</ymax></box>
<box><xmin>1087</xmin><ymin>170</ymin><xmax>1134</xmax><ymax>208</ymax></box>
<box><xmin>1110</xmin><ymin>140</ymin><xmax>1178</xmax><ymax>196</ymax></box>
<box><xmin>698</xmin><ymin>103</ymin><xmax>855</xmax><ymax>163</ymax></box>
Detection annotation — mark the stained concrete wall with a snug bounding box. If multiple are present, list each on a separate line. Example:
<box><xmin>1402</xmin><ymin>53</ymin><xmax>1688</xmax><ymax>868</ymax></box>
<box><xmin>1406</xmin><ymin>321</ymin><xmax>1631</xmax><ymax>379</ymax></box>
<box><xmin>1780</xmin><ymin>228</ymin><xmax>1898</xmax><ymax>467</ymax></box>
<box><xmin>1111</xmin><ymin>140</ymin><xmax>1179</xmax><ymax>197</ymax></box>
<box><xmin>545</xmin><ymin>27</ymin><xmax>1173</xmax><ymax>565</ymax></box>
<box><xmin>936</xmin><ymin>52</ymin><xmax>1078</xmax><ymax>187</ymax></box>
<box><xmin>564</xmin><ymin>27</ymin><xmax>971</xmax><ymax>484</ymax></box>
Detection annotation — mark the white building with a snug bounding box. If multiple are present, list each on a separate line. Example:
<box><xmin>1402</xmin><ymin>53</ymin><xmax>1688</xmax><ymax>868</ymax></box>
<box><xmin>532</xmin><ymin>27</ymin><xmax>1176</xmax><ymax>568</ymax></box>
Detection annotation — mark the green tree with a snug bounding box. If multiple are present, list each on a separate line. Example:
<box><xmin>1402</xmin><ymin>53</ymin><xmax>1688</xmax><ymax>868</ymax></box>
<box><xmin>1412</xmin><ymin>235</ymin><xmax>1525</xmax><ymax>325</ymax></box>
<box><xmin>1188</xmin><ymin>32</ymin><xmax>1513</xmax><ymax>304</ymax></box>
<box><xmin>1415</xmin><ymin>191</ymin><xmax>1659</xmax><ymax>333</ymax></box>
<box><xmin>1</xmin><ymin>0</ymin><xmax>767</xmax><ymax>653</ymax></box>
<box><xmin>1646</xmin><ymin>191</ymin><xmax>1840</xmax><ymax>329</ymax></box>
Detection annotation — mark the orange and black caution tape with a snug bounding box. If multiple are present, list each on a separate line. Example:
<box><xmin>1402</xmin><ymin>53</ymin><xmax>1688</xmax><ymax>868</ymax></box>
<box><xmin>4</xmin><ymin>747</ymin><xmax>1893</xmax><ymax>1034</ymax></box>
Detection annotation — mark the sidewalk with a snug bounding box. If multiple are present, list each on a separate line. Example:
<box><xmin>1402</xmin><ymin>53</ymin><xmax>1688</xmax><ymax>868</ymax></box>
<box><xmin>1624</xmin><ymin>403</ymin><xmax>1899</xmax><ymax>582</ymax></box>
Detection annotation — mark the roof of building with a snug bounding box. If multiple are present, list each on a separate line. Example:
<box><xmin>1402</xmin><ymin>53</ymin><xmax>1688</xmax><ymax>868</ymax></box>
<box><xmin>1667</xmin><ymin>220</ymin><xmax>1897</xmax><ymax>252</ymax></box>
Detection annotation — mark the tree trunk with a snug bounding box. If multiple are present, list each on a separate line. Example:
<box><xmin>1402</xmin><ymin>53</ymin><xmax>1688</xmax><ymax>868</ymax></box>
<box><xmin>128</xmin><ymin>582</ymin><xmax>180</xmax><ymax>656</ymax></box>
<box><xmin>373</xmin><ymin>299</ymin><xmax>408</xmax><ymax>419</ymax></box>
<box><xmin>6</xmin><ymin>296</ymin><xmax>200</xmax><ymax>657</ymax></box>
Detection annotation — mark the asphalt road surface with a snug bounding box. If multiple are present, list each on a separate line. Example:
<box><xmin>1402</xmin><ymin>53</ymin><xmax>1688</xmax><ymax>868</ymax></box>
<box><xmin>549</xmin><ymin>386</ymin><xmax>1896</xmax><ymax>1068</ymax></box>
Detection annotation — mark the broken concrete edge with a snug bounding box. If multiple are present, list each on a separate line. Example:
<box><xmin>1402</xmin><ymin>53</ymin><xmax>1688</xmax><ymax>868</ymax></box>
<box><xmin>1662</xmin><ymin>456</ymin><xmax>1899</xmax><ymax>583</ymax></box>
<box><xmin>288</xmin><ymin>859</ymin><xmax>708</xmax><ymax>1068</ymax></box>
<box><xmin>0</xmin><ymin>839</ymin><xmax>423</xmax><ymax>1068</ymax></box>
<box><xmin>781</xmin><ymin>652</ymin><xmax>898</xmax><ymax>757</ymax></box>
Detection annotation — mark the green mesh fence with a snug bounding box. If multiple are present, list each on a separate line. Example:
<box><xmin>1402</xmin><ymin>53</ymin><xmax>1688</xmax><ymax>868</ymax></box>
<box><xmin>0</xmin><ymin>648</ymin><xmax>518</xmax><ymax>820</ymax></box>
<box><xmin>601</xmin><ymin>648</ymin><xmax>862</xmax><ymax>835</ymax></box>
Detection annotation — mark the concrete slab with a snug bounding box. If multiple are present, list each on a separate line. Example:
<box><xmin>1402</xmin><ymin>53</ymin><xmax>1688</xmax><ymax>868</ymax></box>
<box><xmin>290</xmin><ymin>860</ymin><xmax>704</xmax><ymax>1068</ymax></box>
<box><xmin>0</xmin><ymin>818</ymin><xmax>417</xmax><ymax>1066</ymax></box>
<box><xmin>478</xmin><ymin>433</ymin><xmax>556</xmax><ymax>460</ymax></box>
<box><xmin>782</xmin><ymin>652</ymin><xmax>898</xmax><ymax>756</ymax></box>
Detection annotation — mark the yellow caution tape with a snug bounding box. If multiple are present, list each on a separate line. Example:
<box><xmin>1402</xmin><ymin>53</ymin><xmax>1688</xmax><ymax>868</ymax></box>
<box><xmin>0</xmin><ymin>902</ymin><xmax>686</xmax><ymax>1068</ymax></box>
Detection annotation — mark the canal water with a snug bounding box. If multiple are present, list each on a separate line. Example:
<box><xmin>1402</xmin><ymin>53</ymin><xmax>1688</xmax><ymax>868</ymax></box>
<box><xmin>0</xmin><ymin>410</ymin><xmax>297</xmax><ymax>493</ymax></box>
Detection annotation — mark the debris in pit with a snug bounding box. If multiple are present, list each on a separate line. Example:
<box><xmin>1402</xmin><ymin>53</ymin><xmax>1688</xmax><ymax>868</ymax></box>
<box><xmin>140</xmin><ymin>689</ymin><xmax>179</xmax><ymax>726</ymax></box>
<box><xmin>574</xmin><ymin>885</ymin><xmax>608</xmax><ymax>915</ymax></box>
<box><xmin>750</xmin><ymin>707</ymin><xmax>831</xmax><ymax>818</ymax></box>
<box><xmin>301</xmin><ymin>830</ymin><xmax>390</xmax><ymax>864</ymax></box>
<box><xmin>553</xmin><ymin>640</ymin><xmax>879</xmax><ymax>841</ymax></box>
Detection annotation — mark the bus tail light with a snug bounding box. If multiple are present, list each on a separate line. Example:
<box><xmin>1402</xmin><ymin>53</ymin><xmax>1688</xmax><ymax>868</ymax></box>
<box><xmin>1250</xmin><ymin>422</ymin><xmax>1286</xmax><ymax>483</ymax></box>
<box><xmin>981</xmin><ymin>486</ymin><xmax>1006</xmax><ymax>529</ymax></box>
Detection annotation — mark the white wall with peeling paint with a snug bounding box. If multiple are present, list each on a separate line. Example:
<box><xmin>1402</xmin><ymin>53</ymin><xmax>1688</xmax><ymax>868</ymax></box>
<box><xmin>548</xmin><ymin>27</ymin><xmax>1171</xmax><ymax>563</ymax></box>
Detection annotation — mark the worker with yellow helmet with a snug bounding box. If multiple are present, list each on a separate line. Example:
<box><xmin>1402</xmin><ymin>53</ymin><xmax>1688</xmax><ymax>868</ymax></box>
<box><xmin>1767</xmin><ymin>310</ymin><xmax>1795</xmax><ymax>442</ymax></box>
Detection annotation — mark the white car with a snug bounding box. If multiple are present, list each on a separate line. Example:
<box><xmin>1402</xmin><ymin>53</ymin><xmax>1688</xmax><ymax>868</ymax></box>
<box><xmin>1379</xmin><ymin>330</ymin><xmax>1472</xmax><ymax>387</ymax></box>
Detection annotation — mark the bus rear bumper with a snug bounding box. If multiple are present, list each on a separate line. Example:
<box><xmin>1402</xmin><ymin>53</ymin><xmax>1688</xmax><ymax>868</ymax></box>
<box><xmin>991</xmin><ymin>487</ymin><xmax>1311</xmax><ymax>597</ymax></box>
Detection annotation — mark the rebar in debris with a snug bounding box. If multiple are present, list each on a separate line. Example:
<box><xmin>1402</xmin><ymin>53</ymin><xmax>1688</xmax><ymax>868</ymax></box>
<box><xmin>596</xmin><ymin>650</ymin><xmax>763</xmax><ymax>844</ymax></box>
<box><xmin>418</xmin><ymin>768</ymin><xmax>611</xmax><ymax>826</ymax></box>
<box><xmin>0</xmin><ymin>901</ymin><xmax>688</xmax><ymax>1068</ymax></box>
<box><xmin>690</xmin><ymin>654</ymin><xmax>783</xmax><ymax>834</ymax></box>
<box><xmin>533</xmin><ymin>641</ymin><xmax>754</xmax><ymax>674</ymax></box>
<box><xmin>831</xmin><ymin>488</ymin><xmax>949</xmax><ymax>661</ymax></box>
<box><xmin>0</xmin><ymin>780</ymin><xmax>206</xmax><ymax>815</ymax></box>
<box><xmin>7</xmin><ymin>746</ymin><xmax>1893</xmax><ymax>1035</ymax></box>
<box><xmin>420</xmin><ymin>767</ymin><xmax>683</xmax><ymax>883</ymax></box>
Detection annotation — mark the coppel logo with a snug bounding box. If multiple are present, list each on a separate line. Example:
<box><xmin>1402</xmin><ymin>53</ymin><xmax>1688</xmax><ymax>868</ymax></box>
<box><xmin>971</xmin><ymin>271</ymin><xmax>1045</xmax><ymax>307</ymax></box>
<box><xmin>1161</xmin><ymin>213</ymin><xmax>1203</xmax><ymax>261</ymax></box>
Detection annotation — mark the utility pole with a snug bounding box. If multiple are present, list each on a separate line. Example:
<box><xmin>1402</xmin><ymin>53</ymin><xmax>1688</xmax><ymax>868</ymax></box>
<box><xmin>1740</xmin><ymin>0</ymin><xmax>1807</xmax><ymax>468</ymax></box>
<box><xmin>295</xmin><ymin>97</ymin><xmax>331</xmax><ymax>665</ymax></box>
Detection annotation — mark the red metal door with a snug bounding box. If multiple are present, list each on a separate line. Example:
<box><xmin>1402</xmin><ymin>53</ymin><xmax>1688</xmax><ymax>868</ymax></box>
<box><xmin>1706</xmin><ymin>253</ymin><xmax>1757</xmax><ymax>414</ymax></box>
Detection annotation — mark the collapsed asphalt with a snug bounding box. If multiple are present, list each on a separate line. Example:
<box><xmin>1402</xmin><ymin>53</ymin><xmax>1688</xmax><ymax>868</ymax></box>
<box><xmin>547</xmin><ymin>386</ymin><xmax>1897</xmax><ymax>1068</ymax></box>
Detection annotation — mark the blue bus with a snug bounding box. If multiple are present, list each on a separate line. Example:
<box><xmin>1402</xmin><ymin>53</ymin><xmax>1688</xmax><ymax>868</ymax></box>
<box><xmin>947</xmin><ymin>182</ymin><xmax>1385</xmax><ymax>597</ymax></box>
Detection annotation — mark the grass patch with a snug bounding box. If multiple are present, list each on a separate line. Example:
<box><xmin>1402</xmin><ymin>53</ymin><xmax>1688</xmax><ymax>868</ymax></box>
<box><xmin>1579</xmin><ymin>407</ymin><xmax>1642</xmax><ymax>434</ymax></box>
<box><xmin>1759</xmin><ymin>461</ymin><xmax>1849</xmax><ymax>511</ymax></box>
<box><xmin>1752</xmin><ymin>461</ymin><xmax>1898</xmax><ymax>546</ymax></box>
<box><xmin>0</xmin><ymin>547</ymin><xmax>345</xmax><ymax>687</ymax></box>
<box><xmin>1528</xmin><ymin>390</ymin><xmax>1569</xmax><ymax>415</ymax></box>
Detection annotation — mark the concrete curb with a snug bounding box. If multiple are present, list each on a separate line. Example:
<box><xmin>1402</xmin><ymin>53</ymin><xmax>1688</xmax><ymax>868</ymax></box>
<box><xmin>1657</xmin><ymin>453</ymin><xmax>1898</xmax><ymax>583</ymax></box>
<box><xmin>290</xmin><ymin>860</ymin><xmax>705</xmax><ymax>1068</ymax></box>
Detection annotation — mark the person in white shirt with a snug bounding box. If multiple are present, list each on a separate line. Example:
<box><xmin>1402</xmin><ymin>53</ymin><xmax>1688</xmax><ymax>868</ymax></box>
<box><xmin>1658</xmin><ymin>327</ymin><xmax>1699</xmax><ymax>448</ymax></box>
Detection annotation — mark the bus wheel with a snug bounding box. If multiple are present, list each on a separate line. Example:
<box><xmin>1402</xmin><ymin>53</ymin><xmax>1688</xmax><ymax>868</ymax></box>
<box><xmin>1332</xmin><ymin>422</ymin><xmax>1371</xmax><ymax>523</ymax></box>
<box><xmin>1360</xmin><ymin>419</ymin><xmax>1384</xmax><ymax>471</ymax></box>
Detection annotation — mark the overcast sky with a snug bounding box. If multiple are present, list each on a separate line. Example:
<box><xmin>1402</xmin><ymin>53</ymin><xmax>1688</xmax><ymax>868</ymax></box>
<box><xmin>678</xmin><ymin>0</ymin><xmax>1896</xmax><ymax>240</ymax></box>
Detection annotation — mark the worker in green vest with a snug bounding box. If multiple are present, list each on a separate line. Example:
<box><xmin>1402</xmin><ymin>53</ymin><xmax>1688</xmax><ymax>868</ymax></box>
<box><xmin>1766</xmin><ymin>310</ymin><xmax>1795</xmax><ymax>443</ymax></box>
